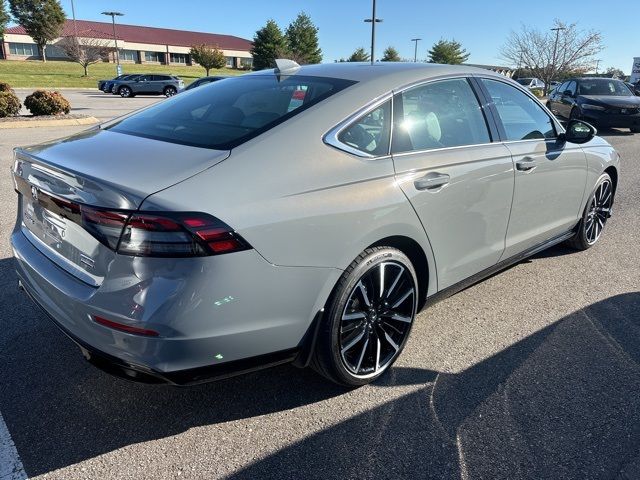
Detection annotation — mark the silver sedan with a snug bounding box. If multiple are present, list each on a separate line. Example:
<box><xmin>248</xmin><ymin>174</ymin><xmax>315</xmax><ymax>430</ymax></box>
<box><xmin>11</xmin><ymin>61</ymin><xmax>619</xmax><ymax>386</ymax></box>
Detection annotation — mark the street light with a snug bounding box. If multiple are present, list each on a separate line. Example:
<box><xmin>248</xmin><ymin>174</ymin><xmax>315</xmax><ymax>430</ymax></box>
<box><xmin>550</xmin><ymin>26</ymin><xmax>565</xmax><ymax>85</ymax></box>
<box><xmin>102</xmin><ymin>11</ymin><xmax>124</xmax><ymax>74</ymax></box>
<box><xmin>411</xmin><ymin>38</ymin><xmax>422</xmax><ymax>63</ymax></box>
<box><xmin>364</xmin><ymin>0</ymin><xmax>382</xmax><ymax>65</ymax></box>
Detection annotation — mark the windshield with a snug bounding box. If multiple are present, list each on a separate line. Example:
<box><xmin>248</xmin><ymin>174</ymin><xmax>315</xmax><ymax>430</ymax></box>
<box><xmin>108</xmin><ymin>75</ymin><xmax>355</xmax><ymax>149</ymax></box>
<box><xmin>516</xmin><ymin>78</ymin><xmax>533</xmax><ymax>86</ymax></box>
<box><xmin>577</xmin><ymin>79</ymin><xmax>633</xmax><ymax>96</ymax></box>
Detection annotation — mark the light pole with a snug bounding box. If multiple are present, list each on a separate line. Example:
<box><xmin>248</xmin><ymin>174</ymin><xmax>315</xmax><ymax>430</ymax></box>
<box><xmin>411</xmin><ymin>38</ymin><xmax>422</xmax><ymax>62</ymax></box>
<box><xmin>550</xmin><ymin>26</ymin><xmax>565</xmax><ymax>85</ymax></box>
<box><xmin>595</xmin><ymin>59</ymin><xmax>601</xmax><ymax>75</ymax></box>
<box><xmin>364</xmin><ymin>0</ymin><xmax>382</xmax><ymax>65</ymax></box>
<box><xmin>102</xmin><ymin>11</ymin><xmax>124</xmax><ymax>74</ymax></box>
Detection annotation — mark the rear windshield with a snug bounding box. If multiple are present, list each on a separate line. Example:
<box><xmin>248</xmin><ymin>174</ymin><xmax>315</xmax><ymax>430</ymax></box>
<box><xmin>108</xmin><ymin>75</ymin><xmax>356</xmax><ymax>149</ymax></box>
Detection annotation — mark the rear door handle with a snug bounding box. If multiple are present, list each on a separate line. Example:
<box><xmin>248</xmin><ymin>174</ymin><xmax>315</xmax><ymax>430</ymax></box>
<box><xmin>516</xmin><ymin>158</ymin><xmax>537</xmax><ymax>172</ymax></box>
<box><xmin>414</xmin><ymin>172</ymin><xmax>450</xmax><ymax>190</ymax></box>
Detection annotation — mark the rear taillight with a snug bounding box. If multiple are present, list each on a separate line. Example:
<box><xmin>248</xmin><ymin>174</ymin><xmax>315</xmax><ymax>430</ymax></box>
<box><xmin>81</xmin><ymin>207</ymin><xmax>250</xmax><ymax>257</ymax></box>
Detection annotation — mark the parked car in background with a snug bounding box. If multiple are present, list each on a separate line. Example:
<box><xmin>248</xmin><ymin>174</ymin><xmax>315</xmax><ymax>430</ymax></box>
<box><xmin>625</xmin><ymin>81</ymin><xmax>640</xmax><ymax>96</ymax></box>
<box><xmin>102</xmin><ymin>74</ymin><xmax>141</xmax><ymax>93</ymax></box>
<box><xmin>184</xmin><ymin>76</ymin><xmax>229</xmax><ymax>91</ymax></box>
<box><xmin>515</xmin><ymin>77</ymin><xmax>546</xmax><ymax>90</ymax></box>
<box><xmin>98</xmin><ymin>74</ymin><xmax>128</xmax><ymax>92</ymax></box>
<box><xmin>11</xmin><ymin>62</ymin><xmax>619</xmax><ymax>387</ymax></box>
<box><xmin>112</xmin><ymin>74</ymin><xmax>184</xmax><ymax>97</ymax></box>
<box><xmin>547</xmin><ymin>77</ymin><xmax>640</xmax><ymax>132</ymax></box>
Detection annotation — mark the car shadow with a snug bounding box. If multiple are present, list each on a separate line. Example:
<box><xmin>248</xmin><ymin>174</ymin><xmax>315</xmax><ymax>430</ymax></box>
<box><xmin>1</xmin><ymin>253</ymin><xmax>639</xmax><ymax>478</ymax></box>
<box><xmin>230</xmin><ymin>292</ymin><xmax>640</xmax><ymax>479</ymax></box>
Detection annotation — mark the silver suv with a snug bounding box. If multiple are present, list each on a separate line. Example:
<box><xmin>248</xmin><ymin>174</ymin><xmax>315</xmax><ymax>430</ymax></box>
<box><xmin>112</xmin><ymin>74</ymin><xmax>183</xmax><ymax>97</ymax></box>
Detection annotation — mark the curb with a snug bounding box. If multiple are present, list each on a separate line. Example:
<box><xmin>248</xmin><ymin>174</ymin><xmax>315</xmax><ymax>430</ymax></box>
<box><xmin>0</xmin><ymin>116</ymin><xmax>99</xmax><ymax>129</ymax></box>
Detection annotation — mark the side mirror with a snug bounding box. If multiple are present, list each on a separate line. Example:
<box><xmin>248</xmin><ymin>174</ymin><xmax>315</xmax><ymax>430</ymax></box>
<box><xmin>560</xmin><ymin>119</ymin><xmax>596</xmax><ymax>144</ymax></box>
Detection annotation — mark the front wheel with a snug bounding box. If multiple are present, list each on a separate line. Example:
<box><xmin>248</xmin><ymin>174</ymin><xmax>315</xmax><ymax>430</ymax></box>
<box><xmin>311</xmin><ymin>247</ymin><xmax>418</xmax><ymax>386</ymax></box>
<box><xmin>119</xmin><ymin>86</ymin><xmax>132</xmax><ymax>98</ymax></box>
<box><xmin>566</xmin><ymin>173</ymin><xmax>613</xmax><ymax>250</ymax></box>
<box><xmin>570</xmin><ymin>107</ymin><xmax>582</xmax><ymax>121</ymax></box>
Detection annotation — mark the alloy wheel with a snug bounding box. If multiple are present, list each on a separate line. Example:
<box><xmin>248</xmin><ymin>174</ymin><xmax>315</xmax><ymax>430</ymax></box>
<box><xmin>120</xmin><ymin>87</ymin><xmax>131</xmax><ymax>98</ymax></box>
<box><xmin>585</xmin><ymin>178</ymin><xmax>613</xmax><ymax>244</ymax></box>
<box><xmin>339</xmin><ymin>261</ymin><xmax>416</xmax><ymax>378</ymax></box>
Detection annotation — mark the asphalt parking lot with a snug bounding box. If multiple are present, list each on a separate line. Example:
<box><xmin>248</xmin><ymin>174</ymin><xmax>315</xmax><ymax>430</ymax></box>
<box><xmin>0</xmin><ymin>91</ymin><xmax>639</xmax><ymax>479</ymax></box>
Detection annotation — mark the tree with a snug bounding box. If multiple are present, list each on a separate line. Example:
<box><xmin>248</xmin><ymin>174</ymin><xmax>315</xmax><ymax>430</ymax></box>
<box><xmin>428</xmin><ymin>39</ymin><xmax>470</xmax><ymax>65</ymax></box>
<box><xmin>348</xmin><ymin>47</ymin><xmax>370</xmax><ymax>62</ymax></box>
<box><xmin>500</xmin><ymin>19</ymin><xmax>604</xmax><ymax>94</ymax></box>
<box><xmin>605</xmin><ymin>67</ymin><xmax>625</xmax><ymax>79</ymax></box>
<box><xmin>9</xmin><ymin>0</ymin><xmax>65</xmax><ymax>62</ymax></box>
<box><xmin>189</xmin><ymin>44</ymin><xmax>226</xmax><ymax>75</ymax></box>
<box><xmin>58</xmin><ymin>36</ymin><xmax>111</xmax><ymax>76</ymax></box>
<box><xmin>251</xmin><ymin>19</ymin><xmax>287</xmax><ymax>70</ymax></box>
<box><xmin>285</xmin><ymin>11</ymin><xmax>321</xmax><ymax>64</ymax></box>
<box><xmin>0</xmin><ymin>0</ymin><xmax>10</xmax><ymax>39</ymax></box>
<box><xmin>381</xmin><ymin>46</ymin><xmax>401</xmax><ymax>62</ymax></box>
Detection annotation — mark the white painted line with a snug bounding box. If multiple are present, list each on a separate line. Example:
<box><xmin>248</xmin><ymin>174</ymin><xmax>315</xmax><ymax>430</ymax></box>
<box><xmin>0</xmin><ymin>412</ymin><xmax>27</xmax><ymax>480</ymax></box>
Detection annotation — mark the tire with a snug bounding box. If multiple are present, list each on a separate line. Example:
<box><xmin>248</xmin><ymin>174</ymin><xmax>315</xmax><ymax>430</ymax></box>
<box><xmin>119</xmin><ymin>86</ymin><xmax>132</xmax><ymax>98</ymax></box>
<box><xmin>311</xmin><ymin>247</ymin><xmax>418</xmax><ymax>386</ymax></box>
<box><xmin>164</xmin><ymin>86</ymin><xmax>177</xmax><ymax>97</ymax></box>
<box><xmin>570</xmin><ymin>107</ymin><xmax>582</xmax><ymax>121</ymax></box>
<box><xmin>566</xmin><ymin>173</ymin><xmax>613</xmax><ymax>250</ymax></box>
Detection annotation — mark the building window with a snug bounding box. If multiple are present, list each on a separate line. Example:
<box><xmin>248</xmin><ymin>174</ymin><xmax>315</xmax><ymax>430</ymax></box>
<box><xmin>144</xmin><ymin>51</ymin><xmax>165</xmax><ymax>63</ymax></box>
<box><xmin>8</xmin><ymin>42</ymin><xmax>38</xmax><ymax>56</ymax></box>
<box><xmin>120</xmin><ymin>50</ymin><xmax>138</xmax><ymax>62</ymax></box>
<box><xmin>225</xmin><ymin>56</ymin><xmax>234</xmax><ymax>68</ymax></box>
<box><xmin>46</xmin><ymin>45</ymin><xmax>67</xmax><ymax>58</ymax></box>
<box><xmin>170</xmin><ymin>53</ymin><xmax>187</xmax><ymax>64</ymax></box>
<box><xmin>240</xmin><ymin>57</ymin><xmax>253</xmax><ymax>69</ymax></box>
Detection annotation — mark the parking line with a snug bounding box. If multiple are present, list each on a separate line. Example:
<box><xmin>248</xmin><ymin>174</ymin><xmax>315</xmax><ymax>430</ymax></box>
<box><xmin>0</xmin><ymin>412</ymin><xmax>27</xmax><ymax>480</ymax></box>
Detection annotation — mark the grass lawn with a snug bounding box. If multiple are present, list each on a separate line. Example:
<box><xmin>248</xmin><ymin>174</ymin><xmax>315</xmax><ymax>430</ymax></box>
<box><xmin>0</xmin><ymin>60</ymin><xmax>242</xmax><ymax>88</ymax></box>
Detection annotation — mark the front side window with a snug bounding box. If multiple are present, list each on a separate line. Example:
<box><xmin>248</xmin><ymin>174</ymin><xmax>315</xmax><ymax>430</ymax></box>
<box><xmin>565</xmin><ymin>81</ymin><xmax>577</xmax><ymax>96</ymax></box>
<box><xmin>481</xmin><ymin>78</ymin><xmax>556</xmax><ymax>141</ymax></box>
<box><xmin>392</xmin><ymin>78</ymin><xmax>491</xmax><ymax>153</ymax></box>
<box><xmin>108</xmin><ymin>75</ymin><xmax>355</xmax><ymax>149</ymax></box>
<box><xmin>337</xmin><ymin>100</ymin><xmax>391</xmax><ymax>156</ymax></box>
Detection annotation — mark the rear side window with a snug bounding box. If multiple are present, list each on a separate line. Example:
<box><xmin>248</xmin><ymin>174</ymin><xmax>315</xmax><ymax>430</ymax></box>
<box><xmin>481</xmin><ymin>79</ymin><xmax>556</xmax><ymax>141</ymax></box>
<box><xmin>108</xmin><ymin>75</ymin><xmax>356</xmax><ymax>149</ymax></box>
<box><xmin>392</xmin><ymin>78</ymin><xmax>491</xmax><ymax>153</ymax></box>
<box><xmin>337</xmin><ymin>100</ymin><xmax>391</xmax><ymax>156</ymax></box>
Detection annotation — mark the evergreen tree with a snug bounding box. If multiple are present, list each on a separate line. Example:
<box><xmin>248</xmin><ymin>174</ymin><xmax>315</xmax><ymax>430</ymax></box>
<box><xmin>251</xmin><ymin>19</ymin><xmax>287</xmax><ymax>70</ymax></box>
<box><xmin>0</xmin><ymin>0</ymin><xmax>10</xmax><ymax>38</ymax></box>
<box><xmin>285</xmin><ymin>11</ymin><xmax>321</xmax><ymax>64</ymax></box>
<box><xmin>427</xmin><ymin>39</ymin><xmax>470</xmax><ymax>65</ymax></box>
<box><xmin>381</xmin><ymin>46</ymin><xmax>401</xmax><ymax>62</ymax></box>
<box><xmin>9</xmin><ymin>0</ymin><xmax>65</xmax><ymax>62</ymax></box>
<box><xmin>348</xmin><ymin>47</ymin><xmax>370</xmax><ymax>62</ymax></box>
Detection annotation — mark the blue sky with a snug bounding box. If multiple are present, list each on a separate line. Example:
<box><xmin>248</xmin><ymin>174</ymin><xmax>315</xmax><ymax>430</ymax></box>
<box><xmin>55</xmin><ymin>0</ymin><xmax>634</xmax><ymax>73</ymax></box>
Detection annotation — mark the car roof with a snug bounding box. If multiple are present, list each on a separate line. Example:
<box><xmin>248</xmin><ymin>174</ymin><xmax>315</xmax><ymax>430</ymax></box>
<box><xmin>246</xmin><ymin>62</ymin><xmax>505</xmax><ymax>85</ymax></box>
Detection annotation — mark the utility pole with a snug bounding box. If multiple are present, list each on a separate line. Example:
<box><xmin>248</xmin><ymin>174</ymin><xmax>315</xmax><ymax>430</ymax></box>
<box><xmin>364</xmin><ymin>0</ymin><xmax>382</xmax><ymax>65</ymax></box>
<box><xmin>70</xmin><ymin>0</ymin><xmax>78</xmax><ymax>37</ymax></box>
<box><xmin>411</xmin><ymin>38</ymin><xmax>421</xmax><ymax>62</ymax></box>
<box><xmin>102</xmin><ymin>11</ymin><xmax>124</xmax><ymax>75</ymax></box>
<box><xmin>595</xmin><ymin>59</ymin><xmax>601</xmax><ymax>74</ymax></box>
<box><xmin>550</xmin><ymin>25</ymin><xmax>565</xmax><ymax>87</ymax></box>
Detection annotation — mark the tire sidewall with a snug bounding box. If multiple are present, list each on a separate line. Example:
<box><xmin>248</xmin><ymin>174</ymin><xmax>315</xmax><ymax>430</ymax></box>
<box><xmin>325</xmin><ymin>248</ymin><xmax>418</xmax><ymax>386</ymax></box>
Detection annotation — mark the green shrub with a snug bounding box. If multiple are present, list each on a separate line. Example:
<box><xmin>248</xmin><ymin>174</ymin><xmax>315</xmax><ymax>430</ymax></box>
<box><xmin>0</xmin><ymin>91</ymin><xmax>22</xmax><ymax>117</ymax></box>
<box><xmin>24</xmin><ymin>90</ymin><xmax>71</xmax><ymax>116</ymax></box>
<box><xmin>0</xmin><ymin>82</ymin><xmax>14</xmax><ymax>93</ymax></box>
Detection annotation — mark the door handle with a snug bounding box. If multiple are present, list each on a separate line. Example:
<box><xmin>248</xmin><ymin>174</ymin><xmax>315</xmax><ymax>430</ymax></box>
<box><xmin>516</xmin><ymin>158</ymin><xmax>537</xmax><ymax>172</ymax></box>
<box><xmin>414</xmin><ymin>172</ymin><xmax>450</xmax><ymax>190</ymax></box>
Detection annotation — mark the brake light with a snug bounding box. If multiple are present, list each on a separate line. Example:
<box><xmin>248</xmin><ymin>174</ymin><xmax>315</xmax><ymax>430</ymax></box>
<box><xmin>82</xmin><ymin>208</ymin><xmax>250</xmax><ymax>257</ymax></box>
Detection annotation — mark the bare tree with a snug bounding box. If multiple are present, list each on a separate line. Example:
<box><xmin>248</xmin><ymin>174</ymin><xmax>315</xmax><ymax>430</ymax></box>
<box><xmin>58</xmin><ymin>36</ymin><xmax>112</xmax><ymax>76</ymax></box>
<box><xmin>501</xmin><ymin>20</ymin><xmax>604</xmax><ymax>94</ymax></box>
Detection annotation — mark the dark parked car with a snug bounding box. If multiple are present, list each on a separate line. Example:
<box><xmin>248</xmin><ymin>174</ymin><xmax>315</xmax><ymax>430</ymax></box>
<box><xmin>625</xmin><ymin>81</ymin><xmax>640</xmax><ymax>96</ymax></box>
<box><xmin>102</xmin><ymin>74</ymin><xmax>141</xmax><ymax>93</ymax></box>
<box><xmin>547</xmin><ymin>77</ymin><xmax>640</xmax><ymax>132</ymax></box>
<box><xmin>112</xmin><ymin>74</ymin><xmax>184</xmax><ymax>98</ymax></box>
<box><xmin>98</xmin><ymin>74</ymin><xmax>128</xmax><ymax>92</ymax></box>
<box><xmin>184</xmin><ymin>76</ymin><xmax>228</xmax><ymax>91</ymax></box>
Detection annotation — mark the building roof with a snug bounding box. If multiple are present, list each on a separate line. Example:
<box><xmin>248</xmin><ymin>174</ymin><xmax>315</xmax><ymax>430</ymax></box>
<box><xmin>5</xmin><ymin>19</ymin><xmax>252</xmax><ymax>51</ymax></box>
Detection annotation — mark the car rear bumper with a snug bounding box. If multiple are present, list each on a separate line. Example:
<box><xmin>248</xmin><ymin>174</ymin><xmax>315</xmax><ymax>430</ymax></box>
<box><xmin>12</xmin><ymin>229</ymin><xmax>340</xmax><ymax>384</ymax></box>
